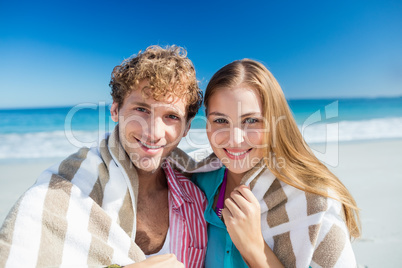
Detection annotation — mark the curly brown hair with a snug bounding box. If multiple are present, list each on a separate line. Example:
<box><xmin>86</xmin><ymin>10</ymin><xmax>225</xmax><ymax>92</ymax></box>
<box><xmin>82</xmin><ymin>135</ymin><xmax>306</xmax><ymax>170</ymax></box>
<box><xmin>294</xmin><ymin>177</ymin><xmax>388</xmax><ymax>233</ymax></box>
<box><xmin>109</xmin><ymin>45</ymin><xmax>202</xmax><ymax>120</ymax></box>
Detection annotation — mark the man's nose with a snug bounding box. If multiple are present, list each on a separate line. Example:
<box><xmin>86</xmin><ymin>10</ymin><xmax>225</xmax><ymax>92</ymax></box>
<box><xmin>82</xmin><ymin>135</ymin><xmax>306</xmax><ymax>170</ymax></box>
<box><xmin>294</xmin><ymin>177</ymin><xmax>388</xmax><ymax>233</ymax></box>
<box><xmin>148</xmin><ymin>117</ymin><xmax>165</xmax><ymax>141</ymax></box>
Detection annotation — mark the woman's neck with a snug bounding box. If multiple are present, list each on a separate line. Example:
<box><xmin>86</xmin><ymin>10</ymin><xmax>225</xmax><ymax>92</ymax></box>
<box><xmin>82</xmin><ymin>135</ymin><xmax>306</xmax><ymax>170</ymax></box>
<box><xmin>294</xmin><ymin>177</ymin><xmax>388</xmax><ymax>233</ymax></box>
<box><xmin>225</xmin><ymin>170</ymin><xmax>244</xmax><ymax>195</ymax></box>
<box><xmin>226</xmin><ymin>170</ymin><xmax>244</xmax><ymax>185</ymax></box>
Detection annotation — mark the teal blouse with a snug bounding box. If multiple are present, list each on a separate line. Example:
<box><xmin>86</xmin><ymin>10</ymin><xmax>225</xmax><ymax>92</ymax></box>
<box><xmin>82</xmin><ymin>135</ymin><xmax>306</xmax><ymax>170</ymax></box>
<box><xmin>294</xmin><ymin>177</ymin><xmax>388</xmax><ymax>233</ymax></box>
<box><xmin>192</xmin><ymin>168</ymin><xmax>248</xmax><ymax>268</ymax></box>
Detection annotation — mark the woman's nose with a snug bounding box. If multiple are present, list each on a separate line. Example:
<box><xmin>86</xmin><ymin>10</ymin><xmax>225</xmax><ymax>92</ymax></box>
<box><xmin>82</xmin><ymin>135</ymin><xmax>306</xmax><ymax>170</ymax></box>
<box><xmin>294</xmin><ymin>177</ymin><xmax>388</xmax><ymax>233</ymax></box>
<box><xmin>229</xmin><ymin>127</ymin><xmax>245</xmax><ymax>147</ymax></box>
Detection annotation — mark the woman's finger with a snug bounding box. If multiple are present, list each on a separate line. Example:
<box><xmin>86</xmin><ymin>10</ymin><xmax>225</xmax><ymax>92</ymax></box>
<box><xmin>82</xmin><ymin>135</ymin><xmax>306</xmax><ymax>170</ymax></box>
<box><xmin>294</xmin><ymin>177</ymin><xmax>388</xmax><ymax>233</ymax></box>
<box><xmin>229</xmin><ymin>189</ymin><xmax>251</xmax><ymax>212</ymax></box>
<box><xmin>224</xmin><ymin>196</ymin><xmax>242</xmax><ymax>216</ymax></box>
<box><xmin>235</xmin><ymin>185</ymin><xmax>259</xmax><ymax>204</ymax></box>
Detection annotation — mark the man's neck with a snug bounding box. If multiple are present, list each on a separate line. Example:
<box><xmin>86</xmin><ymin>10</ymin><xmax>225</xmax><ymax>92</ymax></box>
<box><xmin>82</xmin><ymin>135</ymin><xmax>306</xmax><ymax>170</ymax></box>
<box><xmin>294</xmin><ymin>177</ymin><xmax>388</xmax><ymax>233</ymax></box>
<box><xmin>135</xmin><ymin>166</ymin><xmax>170</xmax><ymax>255</ymax></box>
<box><xmin>136</xmin><ymin>167</ymin><xmax>168</xmax><ymax>196</ymax></box>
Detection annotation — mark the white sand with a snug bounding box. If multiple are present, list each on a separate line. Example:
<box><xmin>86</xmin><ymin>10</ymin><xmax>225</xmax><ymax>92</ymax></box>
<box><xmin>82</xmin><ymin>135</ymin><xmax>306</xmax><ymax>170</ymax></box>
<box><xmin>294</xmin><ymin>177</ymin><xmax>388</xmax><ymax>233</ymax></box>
<box><xmin>326</xmin><ymin>140</ymin><xmax>402</xmax><ymax>267</ymax></box>
<box><xmin>0</xmin><ymin>159</ymin><xmax>63</xmax><ymax>223</ymax></box>
<box><xmin>1</xmin><ymin>140</ymin><xmax>401</xmax><ymax>267</ymax></box>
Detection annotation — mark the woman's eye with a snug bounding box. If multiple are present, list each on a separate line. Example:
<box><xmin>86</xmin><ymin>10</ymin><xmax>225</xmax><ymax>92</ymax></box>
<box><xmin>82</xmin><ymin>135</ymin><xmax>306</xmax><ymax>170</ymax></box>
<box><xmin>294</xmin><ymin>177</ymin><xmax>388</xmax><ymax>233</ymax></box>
<box><xmin>244</xmin><ymin>118</ymin><xmax>258</xmax><ymax>124</ymax></box>
<box><xmin>214</xmin><ymin>118</ymin><xmax>228</xmax><ymax>124</ymax></box>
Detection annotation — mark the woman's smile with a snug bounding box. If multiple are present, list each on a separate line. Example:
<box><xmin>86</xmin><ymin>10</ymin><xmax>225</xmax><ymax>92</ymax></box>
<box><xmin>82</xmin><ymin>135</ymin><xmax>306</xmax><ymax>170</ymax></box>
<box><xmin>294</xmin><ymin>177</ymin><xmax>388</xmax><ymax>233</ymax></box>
<box><xmin>223</xmin><ymin>148</ymin><xmax>252</xmax><ymax>160</ymax></box>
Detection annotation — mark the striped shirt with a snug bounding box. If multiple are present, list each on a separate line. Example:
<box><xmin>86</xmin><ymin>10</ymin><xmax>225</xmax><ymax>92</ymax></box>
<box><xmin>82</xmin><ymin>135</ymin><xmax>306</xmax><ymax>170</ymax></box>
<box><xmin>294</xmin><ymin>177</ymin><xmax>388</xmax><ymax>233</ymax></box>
<box><xmin>162</xmin><ymin>161</ymin><xmax>208</xmax><ymax>268</ymax></box>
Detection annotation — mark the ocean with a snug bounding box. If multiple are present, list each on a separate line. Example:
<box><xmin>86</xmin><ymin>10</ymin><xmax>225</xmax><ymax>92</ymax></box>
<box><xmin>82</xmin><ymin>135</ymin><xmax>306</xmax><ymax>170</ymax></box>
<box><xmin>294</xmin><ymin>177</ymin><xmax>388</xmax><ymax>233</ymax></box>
<box><xmin>1</xmin><ymin>97</ymin><xmax>401</xmax><ymax>160</ymax></box>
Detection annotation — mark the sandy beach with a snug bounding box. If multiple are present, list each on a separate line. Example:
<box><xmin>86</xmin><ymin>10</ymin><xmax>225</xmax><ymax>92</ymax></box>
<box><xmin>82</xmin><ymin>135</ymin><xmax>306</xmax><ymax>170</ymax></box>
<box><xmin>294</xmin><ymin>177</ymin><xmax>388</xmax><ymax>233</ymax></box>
<box><xmin>1</xmin><ymin>139</ymin><xmax>401</xmax><ymax>267</ymax></box>
<box><xmin>326</xmin><ymin>140</ymin><xmax>402</xmax><ymax>267</ymax></box>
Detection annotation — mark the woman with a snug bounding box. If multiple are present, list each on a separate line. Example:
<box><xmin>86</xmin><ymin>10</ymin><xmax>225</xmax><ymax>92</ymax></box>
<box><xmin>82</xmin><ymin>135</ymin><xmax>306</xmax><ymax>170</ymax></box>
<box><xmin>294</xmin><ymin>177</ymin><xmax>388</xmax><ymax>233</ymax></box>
<box><xmin>191</xmin><ymin>59</ymin><xmax>360</xmax><ymax>267</ymax></box>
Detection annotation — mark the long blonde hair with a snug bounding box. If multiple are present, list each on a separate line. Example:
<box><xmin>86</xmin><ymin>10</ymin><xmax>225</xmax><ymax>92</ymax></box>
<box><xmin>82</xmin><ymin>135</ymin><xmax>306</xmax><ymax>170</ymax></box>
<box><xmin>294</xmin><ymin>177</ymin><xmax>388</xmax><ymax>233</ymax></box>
<box><xmin>204</xmin><ymin>59</ymin><xmax>361</xmax><ymax>238</ymax></box>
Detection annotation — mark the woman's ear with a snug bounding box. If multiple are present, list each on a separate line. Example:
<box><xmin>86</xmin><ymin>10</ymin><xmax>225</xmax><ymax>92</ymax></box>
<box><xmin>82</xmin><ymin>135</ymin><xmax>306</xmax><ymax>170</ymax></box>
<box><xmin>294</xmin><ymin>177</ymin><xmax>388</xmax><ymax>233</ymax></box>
<box><xmin>110</xmin><ymin>102</ymin><xmax>119</xmax><ymax>122</ymax></box>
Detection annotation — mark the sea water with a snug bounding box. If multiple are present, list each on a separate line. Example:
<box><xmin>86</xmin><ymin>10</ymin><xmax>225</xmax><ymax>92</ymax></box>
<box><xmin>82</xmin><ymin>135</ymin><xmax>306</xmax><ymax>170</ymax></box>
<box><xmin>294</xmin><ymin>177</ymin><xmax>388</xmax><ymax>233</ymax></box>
<box><xmin>1</xmin><ymin>97</ymin><xmax>401</xmax><ymax>160</ymax></box>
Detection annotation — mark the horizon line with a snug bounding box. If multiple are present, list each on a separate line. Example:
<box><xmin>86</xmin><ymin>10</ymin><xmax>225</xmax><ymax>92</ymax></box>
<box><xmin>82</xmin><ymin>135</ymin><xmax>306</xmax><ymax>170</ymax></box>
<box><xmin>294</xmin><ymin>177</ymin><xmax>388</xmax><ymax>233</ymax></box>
<box><xmin>1</xmin><ymin>94</ymin><xmax>401</xmax><ymax>110</ymax></box>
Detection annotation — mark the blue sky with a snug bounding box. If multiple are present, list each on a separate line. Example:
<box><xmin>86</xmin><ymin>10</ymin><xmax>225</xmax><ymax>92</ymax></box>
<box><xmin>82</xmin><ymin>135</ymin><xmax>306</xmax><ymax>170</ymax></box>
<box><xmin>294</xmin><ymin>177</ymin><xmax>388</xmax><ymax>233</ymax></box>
<box><xmin>0</xmin><ymin>0</ymin><xmax>401</xmax><ymax>108</ymax></box>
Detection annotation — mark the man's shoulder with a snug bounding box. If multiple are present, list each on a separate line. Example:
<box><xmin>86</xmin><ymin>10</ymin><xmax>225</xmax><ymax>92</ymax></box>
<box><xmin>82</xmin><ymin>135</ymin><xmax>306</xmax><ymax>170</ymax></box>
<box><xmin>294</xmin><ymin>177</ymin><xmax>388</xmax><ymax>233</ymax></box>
<box><xmin>171</xmin><ymin>169</ymin><xmax>206</xmax><ymax>202</ymax></box>
<box><xmin>38</xmin><ymin>146</ymin><xmax>106</xmax><ymax>193</ymax></box>
<box><xmin>173</xmin><ymin>169</ymin><xmax>202</xmax><ymax>189</ymax></box>
<box><xmin>58</xmin><ymin>146</ymin><xmax>104</xmax><ymax>173</ymax></box>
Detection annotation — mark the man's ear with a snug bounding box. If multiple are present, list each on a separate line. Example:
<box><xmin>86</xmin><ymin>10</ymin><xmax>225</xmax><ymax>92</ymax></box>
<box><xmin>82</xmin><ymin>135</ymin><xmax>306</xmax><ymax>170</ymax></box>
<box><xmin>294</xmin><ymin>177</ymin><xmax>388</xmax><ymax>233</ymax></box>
<box><xmin>183</xmin><ymin>121</ymin><xmax>192</xmax><ymax>137</ymax></box>
<box><xmin>110</xmin><ymin>102</ymin><xmax>119</xmax><ymax>122</ymax></box>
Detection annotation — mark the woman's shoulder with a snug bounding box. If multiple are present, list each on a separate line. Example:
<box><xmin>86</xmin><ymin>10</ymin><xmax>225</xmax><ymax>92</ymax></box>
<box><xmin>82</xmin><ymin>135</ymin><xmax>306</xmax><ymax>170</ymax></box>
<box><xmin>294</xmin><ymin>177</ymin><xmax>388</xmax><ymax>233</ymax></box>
<box><xmin>191</xmin><ymin>167</ymin><xmax>226</xmax><ymax>196</ymax></box>
<box><xmin>192</xmin><ymin>167</ymin><xmax>224</xmax><ymax>179</ymax></box>
<box><xmin>283</xmin><ymin>183</ymin><xmax>343</xmax><ymax>215</ymax></box>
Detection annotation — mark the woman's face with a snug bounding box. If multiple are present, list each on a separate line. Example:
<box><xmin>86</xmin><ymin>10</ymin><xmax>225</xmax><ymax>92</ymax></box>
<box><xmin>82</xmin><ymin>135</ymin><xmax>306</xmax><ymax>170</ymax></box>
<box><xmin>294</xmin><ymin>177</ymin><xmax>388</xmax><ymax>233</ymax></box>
<box><xmin>206</xmin><ymin>85</ymin><xmax>266</xmax><ymax>176</ymax></box>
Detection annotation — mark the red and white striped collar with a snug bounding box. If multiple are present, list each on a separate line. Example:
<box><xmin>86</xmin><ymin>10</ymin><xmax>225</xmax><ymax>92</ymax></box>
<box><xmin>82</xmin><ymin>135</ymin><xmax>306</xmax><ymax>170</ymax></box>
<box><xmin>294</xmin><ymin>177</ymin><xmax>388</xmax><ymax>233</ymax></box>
<box><xmin>162</xmin><ymin>160</ymin><xmax>195</xmax><ymax>209</ymax></box>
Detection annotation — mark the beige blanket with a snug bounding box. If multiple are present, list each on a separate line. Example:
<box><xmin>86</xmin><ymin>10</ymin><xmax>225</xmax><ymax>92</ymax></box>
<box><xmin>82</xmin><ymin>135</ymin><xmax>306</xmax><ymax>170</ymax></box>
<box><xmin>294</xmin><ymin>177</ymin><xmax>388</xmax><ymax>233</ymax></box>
<box><xmin>0</xmin><ymin>129</ymin><xmax>145</xmax><ymax>267</ymax></box>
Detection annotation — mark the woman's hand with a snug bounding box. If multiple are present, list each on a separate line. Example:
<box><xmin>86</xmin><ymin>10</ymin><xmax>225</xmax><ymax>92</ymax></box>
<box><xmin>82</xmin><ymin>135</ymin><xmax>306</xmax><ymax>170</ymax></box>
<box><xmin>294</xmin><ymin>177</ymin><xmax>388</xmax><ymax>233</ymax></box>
<box><xmin>222</xmin><ymin>185</ymin><xmax>284</xmax><ymax>268</ymax></box>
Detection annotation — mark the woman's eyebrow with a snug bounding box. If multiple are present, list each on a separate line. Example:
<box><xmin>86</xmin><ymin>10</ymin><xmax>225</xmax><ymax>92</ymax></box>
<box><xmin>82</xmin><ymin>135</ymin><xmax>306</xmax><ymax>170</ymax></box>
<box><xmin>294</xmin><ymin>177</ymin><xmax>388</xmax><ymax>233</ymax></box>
<box><xmin>208</xmin><ymin>111</ymin><xmax>227</xmax><ymax>117</ymax></box>
<box><xmin>241</xmin><ymin>112</ymin><xmax>262</xmax><ymax>117</ymax></box>
<box><xmin>208</xmin><ymin>111</ymin><xmax>262</xmax><ymax>117</ymax></box>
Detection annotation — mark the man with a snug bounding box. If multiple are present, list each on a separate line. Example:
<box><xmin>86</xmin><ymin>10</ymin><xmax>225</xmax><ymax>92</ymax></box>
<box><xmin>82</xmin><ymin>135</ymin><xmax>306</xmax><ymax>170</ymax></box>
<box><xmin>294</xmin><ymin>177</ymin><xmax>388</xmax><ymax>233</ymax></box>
<box><xmin>0</xmin><ymin>45</ymin><xmax>207</xmax><ymax>268</ymax></box>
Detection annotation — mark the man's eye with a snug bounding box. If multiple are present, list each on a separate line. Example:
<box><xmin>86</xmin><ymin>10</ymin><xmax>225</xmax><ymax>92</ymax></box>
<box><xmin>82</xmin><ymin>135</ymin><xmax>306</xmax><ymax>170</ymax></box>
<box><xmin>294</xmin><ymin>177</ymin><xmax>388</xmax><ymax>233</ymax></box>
<box><xmin>214</xmin><ymin>118</ymin><xmax>228</xmax><ymax>124</ymax></box>
<box><xmin>243</xmin><ymin>118</ymin><xmax>258</xmax><ymax>124</ymax></box>
<box><xmin>167</xmin><ymin>114</ymin><xmax>179</xmax><ymax>120</ymax></box>
<box><xmin>135</xmin><ymin>107</ymin><xmax>148</xmax><ymax>113</ymax></box>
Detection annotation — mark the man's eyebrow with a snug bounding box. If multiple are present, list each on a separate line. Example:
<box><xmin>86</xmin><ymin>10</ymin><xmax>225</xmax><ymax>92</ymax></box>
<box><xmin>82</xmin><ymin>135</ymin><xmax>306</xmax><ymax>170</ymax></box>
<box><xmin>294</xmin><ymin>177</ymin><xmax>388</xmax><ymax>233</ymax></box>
<box><xmin>133</xmin><ymin>101</ymin><xmax>186</xmax><ymax>116</ymax></box>
<box><xmin>132</xmin><ymin>102</ymin><xmax>152</xmax><ymax>108</ymax></box>
<box><xmin>167</xmin><ymin>107</ymin><xmax>185</xmax><ymax>116</ymax></box>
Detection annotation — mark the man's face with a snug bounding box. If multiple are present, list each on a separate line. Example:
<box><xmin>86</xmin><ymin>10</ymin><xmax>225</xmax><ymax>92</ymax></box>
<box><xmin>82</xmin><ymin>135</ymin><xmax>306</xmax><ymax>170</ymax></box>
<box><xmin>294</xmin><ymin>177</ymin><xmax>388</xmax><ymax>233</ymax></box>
<box><xmin>111</xmin><ymin>80</ymin><xmax>190</xmax><ymax>173</ymax></box>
